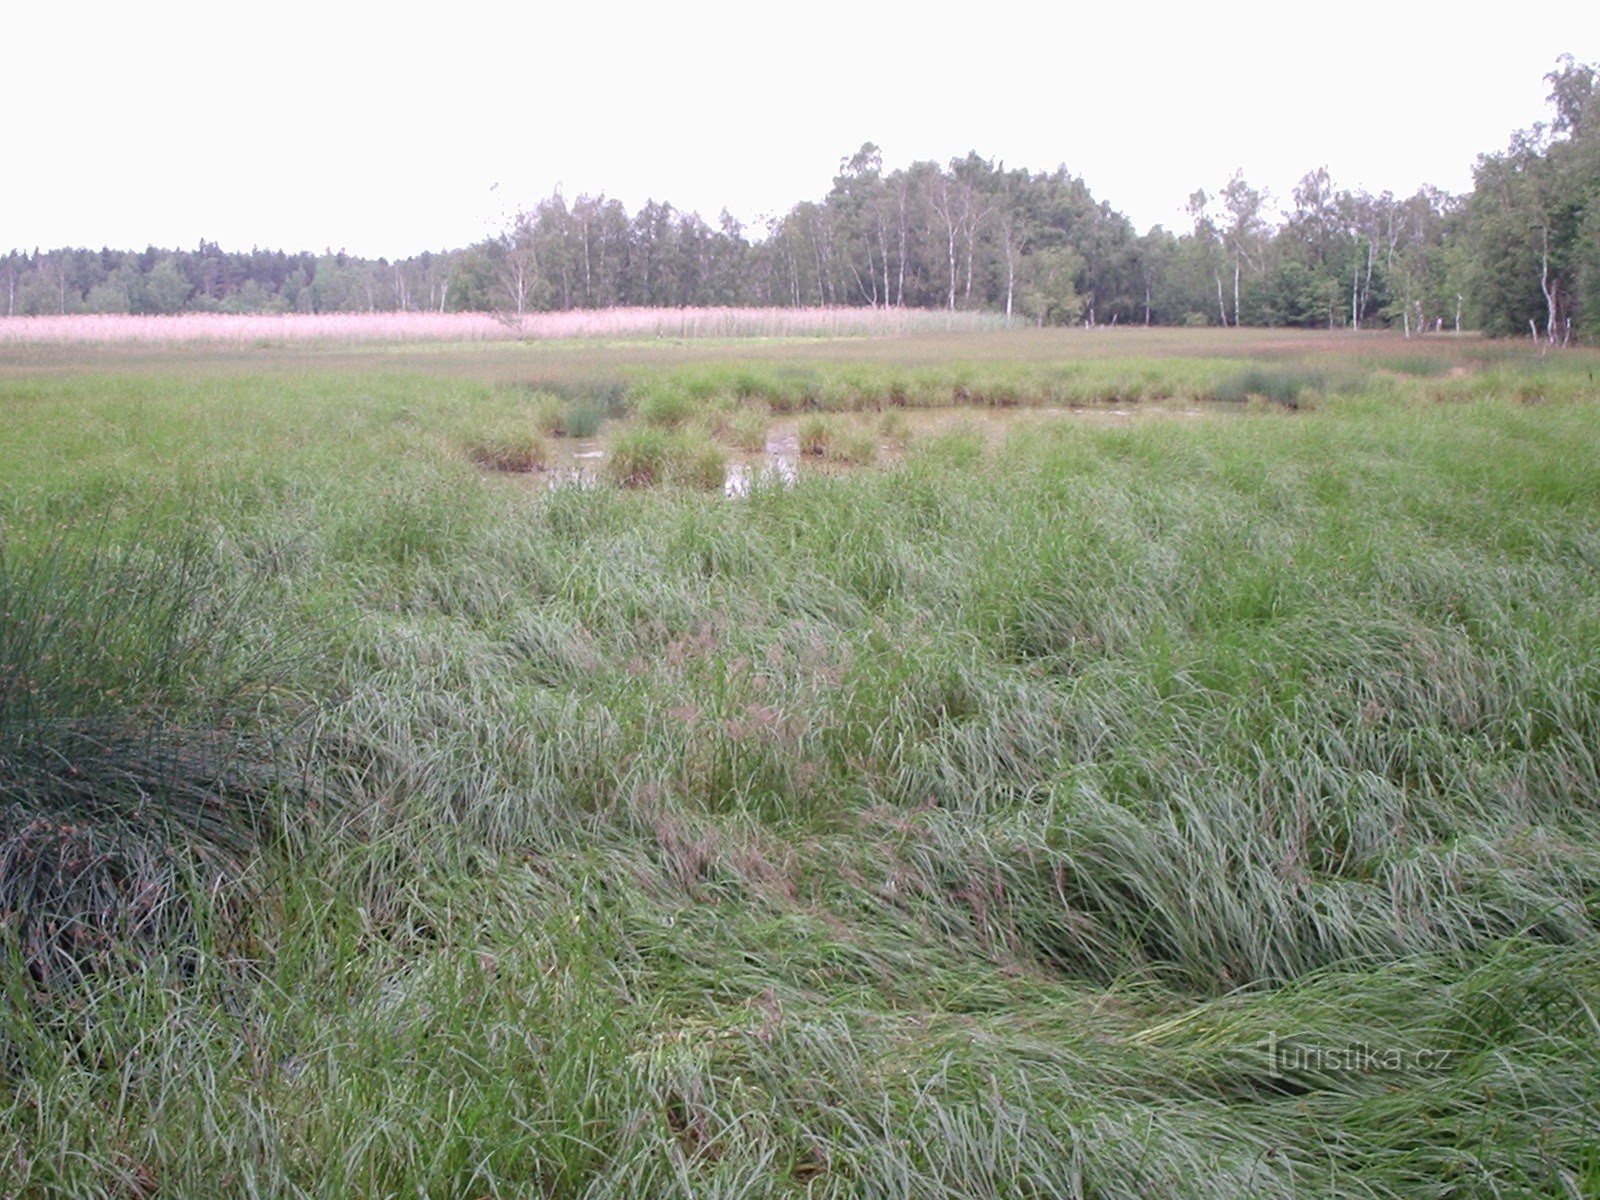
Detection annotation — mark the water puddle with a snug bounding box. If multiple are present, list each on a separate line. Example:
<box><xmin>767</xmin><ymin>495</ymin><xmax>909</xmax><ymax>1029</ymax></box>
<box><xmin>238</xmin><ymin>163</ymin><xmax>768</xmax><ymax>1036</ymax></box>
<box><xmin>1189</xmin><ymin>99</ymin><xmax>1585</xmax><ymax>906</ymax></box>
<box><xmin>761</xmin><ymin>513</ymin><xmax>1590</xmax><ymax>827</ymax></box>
<box><xmin>529</xmin><ymin>401</ymin><xmax>1222</xmax><ymax>495</ymax></box>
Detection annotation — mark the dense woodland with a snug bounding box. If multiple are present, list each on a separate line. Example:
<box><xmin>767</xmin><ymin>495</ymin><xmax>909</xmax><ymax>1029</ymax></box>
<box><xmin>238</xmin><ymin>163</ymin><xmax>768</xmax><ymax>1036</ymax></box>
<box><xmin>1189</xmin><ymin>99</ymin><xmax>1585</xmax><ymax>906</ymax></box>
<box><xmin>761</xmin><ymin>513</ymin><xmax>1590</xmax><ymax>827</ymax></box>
<box><xmin>4</xmin><ymin>58</ymin><xmax>1596</xmax><ymax>340</ymax></box>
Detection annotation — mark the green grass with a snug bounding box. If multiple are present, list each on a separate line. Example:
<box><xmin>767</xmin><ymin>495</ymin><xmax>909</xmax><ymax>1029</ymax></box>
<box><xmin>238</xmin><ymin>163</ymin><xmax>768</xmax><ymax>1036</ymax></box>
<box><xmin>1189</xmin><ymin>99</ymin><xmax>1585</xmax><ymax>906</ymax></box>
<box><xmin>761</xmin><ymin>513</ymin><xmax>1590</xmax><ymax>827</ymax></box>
<box><xmin>824</xmin><ymin>422</ymin><xmax>878</xmax><ymax>465</ymax></box>
<box><xmin>635</xmin><ymin>381</ymin><xmax>700</xmax><ymax>427</ymax></box>
<box><xmin>724</xmin><ymin>403</ymin><xmax>771</xmax><ymax>452</ymax></box>
<box><xmin>795</xmin><ymin>411</ymin><xmax>889</xmax><ymax>464</ymax></box>
<box><xmin>462</xmin><ymin>413</ymin><xmax>549</xmax><ymax>473</ymax></box>
<box><xmin>1208</xmin><ymin>365</ymin><xmax>1335</xmax><ymax>407</ymax></box>
<box><xmin>605</xmin><ymin>425</ymin><xmax>728</xmax><ymax>490</ymax></box>
<box><xmin>0</xmin><ymin>532</ymin><xmax>308</xmax><ymax>987</ymax></box>
<box><xmin>798</xmin><ymin>414</ymin><xmax>830</xmax><ymax>456</ymax></box>
<box><xmin>561</xmin><ymin>399</ymin><xmax>608</xmax><ymax>438</ymax></box>
<box><xmin>509</xmin><ymin>387</ymin><xmax>607</xmax><ymax>439</ymax></box>
<box><xmin>2</xmin><ymin>328</ymin><xmax>1599</xmax><ymax>1197</ymax></box>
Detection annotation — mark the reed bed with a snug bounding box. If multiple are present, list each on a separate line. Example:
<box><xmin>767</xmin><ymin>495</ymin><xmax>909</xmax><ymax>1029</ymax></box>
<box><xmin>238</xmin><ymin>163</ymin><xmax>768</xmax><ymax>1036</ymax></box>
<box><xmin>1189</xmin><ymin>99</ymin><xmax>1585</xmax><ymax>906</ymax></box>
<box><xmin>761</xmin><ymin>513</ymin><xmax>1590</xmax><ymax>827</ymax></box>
<box><xmin>0</xmin><ymin>306</ymin><xmax>1006</xmax><ymax>346</ymax></box>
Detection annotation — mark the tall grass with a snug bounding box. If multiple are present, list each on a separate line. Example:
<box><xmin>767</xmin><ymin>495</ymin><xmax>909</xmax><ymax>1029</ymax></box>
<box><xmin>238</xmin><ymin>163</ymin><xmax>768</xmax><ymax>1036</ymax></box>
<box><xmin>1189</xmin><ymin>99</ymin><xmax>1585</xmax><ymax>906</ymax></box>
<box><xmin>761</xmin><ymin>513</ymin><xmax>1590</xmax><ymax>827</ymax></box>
<box><xmin>0</xmin><ymin>533</ymin><xmax>313</xmax><ymax>987</ymax></box>
<box><xmin>1</xmin><ymin>346</ymin><xmax>1598</xmax><ymax>1196</ymax></box>
<box><xmin>604</xmin><ymin>426</ymin><xmax>727</xmax><ymax>490</ymax></box>
<box><xmin>464</xmin><ymin>424</ymin><xmax>548</xmax><ymax>472</ymax></box>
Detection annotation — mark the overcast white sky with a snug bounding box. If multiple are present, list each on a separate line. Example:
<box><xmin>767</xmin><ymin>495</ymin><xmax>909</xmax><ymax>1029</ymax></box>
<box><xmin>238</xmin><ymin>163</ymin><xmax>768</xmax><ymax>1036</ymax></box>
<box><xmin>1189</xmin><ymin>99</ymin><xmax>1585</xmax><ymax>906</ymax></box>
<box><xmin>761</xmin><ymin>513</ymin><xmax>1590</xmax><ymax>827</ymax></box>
<box><xmin>4</xmin><ymin>2</ymin><xmax>1594</xmax><ymax>257</ymax></box>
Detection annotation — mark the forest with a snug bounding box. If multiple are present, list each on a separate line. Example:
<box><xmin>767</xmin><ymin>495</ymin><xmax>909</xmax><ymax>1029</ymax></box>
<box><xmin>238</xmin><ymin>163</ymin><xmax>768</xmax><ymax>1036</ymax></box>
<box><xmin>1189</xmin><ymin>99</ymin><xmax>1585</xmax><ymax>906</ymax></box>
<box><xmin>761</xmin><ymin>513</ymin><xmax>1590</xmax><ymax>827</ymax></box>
<box><xmin>3</xmin><ymin>57</ymin><xmax>1596</xmax><ymax>341</ymax></box>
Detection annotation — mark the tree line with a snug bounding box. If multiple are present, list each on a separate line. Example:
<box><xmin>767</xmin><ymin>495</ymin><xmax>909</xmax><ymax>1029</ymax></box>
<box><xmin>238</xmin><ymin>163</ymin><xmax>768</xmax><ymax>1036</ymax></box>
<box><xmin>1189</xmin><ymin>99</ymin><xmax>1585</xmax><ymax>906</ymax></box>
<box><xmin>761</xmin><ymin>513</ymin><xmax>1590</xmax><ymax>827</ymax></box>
<box><xmin>3</xmin><ymin>57</ymin><xmax>1595</xmax><ymax>341</ymax></box>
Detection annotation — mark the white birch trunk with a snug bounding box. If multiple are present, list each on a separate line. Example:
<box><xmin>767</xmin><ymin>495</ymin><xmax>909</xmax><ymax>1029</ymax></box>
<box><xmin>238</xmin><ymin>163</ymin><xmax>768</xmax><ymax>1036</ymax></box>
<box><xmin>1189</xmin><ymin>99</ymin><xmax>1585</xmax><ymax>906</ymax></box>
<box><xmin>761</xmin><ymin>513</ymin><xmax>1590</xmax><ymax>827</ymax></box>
<box><xmin>1003</xmin><ymin>229</ymin><xmax>1015</xmax><ymax>324</ymax></box>
<box><xmin>1539</xmin><ymin>226</ymin><xmax>1558</xmax><ymax>344</ymax></box>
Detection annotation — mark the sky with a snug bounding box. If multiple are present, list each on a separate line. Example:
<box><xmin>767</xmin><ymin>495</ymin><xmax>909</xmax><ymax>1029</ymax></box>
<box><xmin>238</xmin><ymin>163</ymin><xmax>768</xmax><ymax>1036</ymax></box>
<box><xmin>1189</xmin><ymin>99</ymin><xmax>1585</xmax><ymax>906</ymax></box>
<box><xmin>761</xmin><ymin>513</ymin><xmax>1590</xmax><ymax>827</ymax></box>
<box><xmin>4</xmin><ymin>2</ymin><xmax>1595</xmax><ymax>258</ymax></box>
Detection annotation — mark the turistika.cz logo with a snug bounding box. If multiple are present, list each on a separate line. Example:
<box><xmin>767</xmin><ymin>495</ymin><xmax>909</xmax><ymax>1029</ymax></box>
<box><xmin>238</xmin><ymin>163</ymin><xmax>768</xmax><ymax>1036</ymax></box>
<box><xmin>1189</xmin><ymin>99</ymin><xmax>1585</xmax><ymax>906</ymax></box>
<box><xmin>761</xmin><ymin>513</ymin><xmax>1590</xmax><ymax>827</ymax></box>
<box><xmin>1262</xmin><ymin>1031</ymin><xmax>1456</xmax><ymax>1077</ymax></box>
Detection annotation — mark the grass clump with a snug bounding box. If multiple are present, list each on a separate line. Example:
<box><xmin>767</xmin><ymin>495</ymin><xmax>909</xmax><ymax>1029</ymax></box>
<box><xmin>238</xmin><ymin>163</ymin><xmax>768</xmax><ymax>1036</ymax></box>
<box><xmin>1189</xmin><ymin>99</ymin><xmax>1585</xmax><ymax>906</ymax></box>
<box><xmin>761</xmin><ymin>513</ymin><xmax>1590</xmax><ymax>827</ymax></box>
<box><xmin>604</xmin><ymin>426</ymin><xmax>727</xmax><ymax>490</ymax></box>
<box><xmin>634</xmin><ymin>382</ymin><xmax>698</xmax><ymax>428</ymax></box>
<box><xmin>912</xmin><ymin>422</ymin><xmax>988</xmax><ymax>469</ymax></box>
<box><xmin>825</xmin><ymin>424</ymin><xmax>879</xmax><ymax>465</ymax></box>
<box><xmin>877</xmin><ymin>408</ymin><xmax>911</xmax><ymax>447</ymax></box>
<box><xmin>463</xmin><ymin>419</ymin><xmax>547</xmax><ymax>472</ymax></box>
<box><xmin>798</xmin><ymin>415</ymin><xmax>830</xmax><ymax>456</ymax></box>
<box><xmin>0</xmin><ymin>535</ymin><xmax>309</xmax><ymax>988</ymax></box>
<box><xmin>1210</xmin><ymin>366</ymin><xmax>1333</xmax><ymax>408</ymax></box>
<box><xmin>527</xmin><ymin>389</ymin><xmax>567</xmax><ymax>435</ymax></box>
<box><xmin>799</xmin><ymin>410</ymin><xmax>942</xmax><ymax>466</ymax></box>
<box><xmin>604</xmin><ymin>425</ymin><xmax>675</xmax><ymax>486</ymax></box>
<box><xmin>724</xmin><ymin>404</ymin><xmax>771</xmax><ymax>453</ymax></box>
<box><xmin>561</xmin><ymin>400</ymin><xmax>607</xmax><ymax>438</ymax></box>
<box><xmin>516</xmin><ymin>388</ymin><xmax>606</xmax><ymax>438</ymax></box>
<box><xmin>670</xmin><ymin>439</ymin><xmax>727</xmax><ymax>491</ymax></box>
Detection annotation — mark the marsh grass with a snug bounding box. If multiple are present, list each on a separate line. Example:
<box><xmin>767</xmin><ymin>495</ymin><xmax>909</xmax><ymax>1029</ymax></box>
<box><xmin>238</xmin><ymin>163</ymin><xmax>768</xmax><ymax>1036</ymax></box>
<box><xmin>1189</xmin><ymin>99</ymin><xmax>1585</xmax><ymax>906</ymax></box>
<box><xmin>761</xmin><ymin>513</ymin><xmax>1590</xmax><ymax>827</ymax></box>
<box><xmin>2</xmin><ymin>335</ymin><xmax>1599</xmax><ymax>1196</ymax></box>
<box><xmin>0</xmin><ymin>533</ymin><xmax>313</xmax><ymax>988</ymax></box>
<box><xmin>522</xmin><ymin>388</ymin><xmax>565</xmax><ymax>435</ymax></box>
<box><xmin>876</xmin><ymin>409</ymin><xmax>911</xmax><ymax>448</ymax></box>
<box><xmin>672</xmin><ymin>439</ymin><xmax>729</xmax><ymax>492</ymax></box>
<box><xmin>723</xmin><ymin>404</ymin><xmax>771</xmax><ymax>453</ymax></box>
<box><xmin>824</xmin><ymin>424</ymin><xmax>878</xmax><ymax>465</ymax></box>
<box><xmin>464</xmin><ymin>421</ymin><xmax>548</xmax><ymax>472</ymax></box>
<box><xmin>604</xmin><ymin>426</ymin><xmax>676</xmax><ymax>486</ymax></box>
<box><xmin>635</xmin><ymin>382</ymin><xmax>699</xmax><ymax>428</ymax></box>
<box><xmin>605</xmin><ymin>426</ymin><xmax>727</xmax><ymax>490</ymax></box>
<box><xmin>562</xmin><ymin>400</ymin><xmax>607</xmax><ymax>438</ymax></box>
<box><xmin>794</xmin><ymin>411</ymin><xmax>890</xmax><ymax>463</ymax></box>
<box><xmin>509</xmin><ymin>387</ymin><xmax>608</xmax><ymax>439</ymax></box>
<box><xmin>797</xmin><ymin>414</ymin><xmax>830</xmax><ymax>456</ymax></box>
<box><xmin>1208</xmin><ymin>365</ymin><xmax>1336</xmax><ymax>407</ymax></box>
